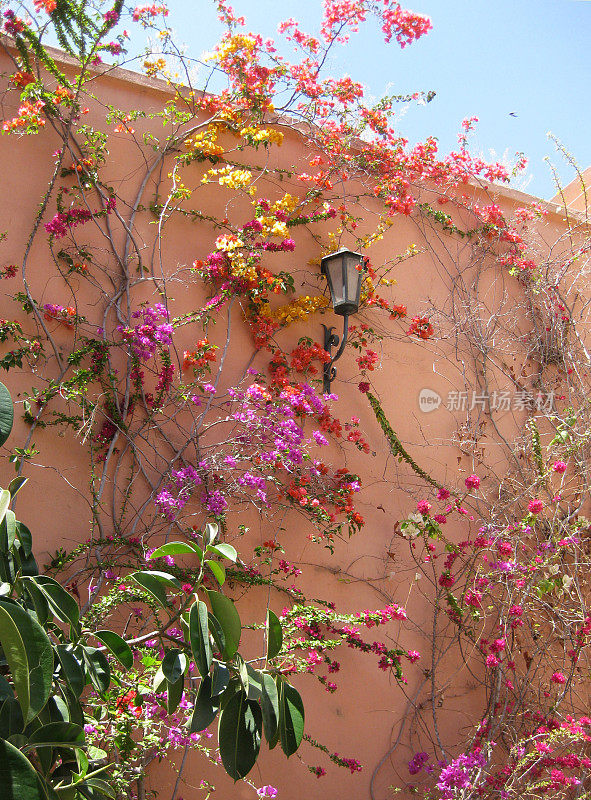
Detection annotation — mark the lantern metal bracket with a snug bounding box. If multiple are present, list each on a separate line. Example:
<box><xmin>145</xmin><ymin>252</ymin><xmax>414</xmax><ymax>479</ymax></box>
<box><xmin>322</xmin><ymin>313</ymin><xmax>350</xmax><ymax>393</ymax></box>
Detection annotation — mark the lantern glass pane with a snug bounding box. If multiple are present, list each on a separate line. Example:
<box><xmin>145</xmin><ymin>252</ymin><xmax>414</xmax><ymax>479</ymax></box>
<box><xmin>327</xmin><ymin>257</ymin><xmax>346</xmax><ymax>306</ymax></box>
<box><xmin>343</xmin><ymin>252</ymin><xmax>362</xmax><ymax>306</ymax></box>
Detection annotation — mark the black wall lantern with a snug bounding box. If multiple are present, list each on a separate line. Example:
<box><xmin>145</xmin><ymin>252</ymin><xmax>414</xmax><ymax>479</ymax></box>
<box><xmin>321</xmin><ymin>248</ymin><xmax>364</xmax><ymax>392</ymax></box>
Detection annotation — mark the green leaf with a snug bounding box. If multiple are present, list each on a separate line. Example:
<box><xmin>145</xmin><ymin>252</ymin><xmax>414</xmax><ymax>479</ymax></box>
<box><xmin>189</xmin><ymin>601</ymin><xmax>211</xmax><ymax>678</ymax></box>
<box><xmin>23</xmin><ymin>580</ymin><xmax>49</xmax><ymax>626</ymax></box>
<box><xmin>81</xmin><ymin>647</ymin><xmax>110</xmax><ymax>695</ymax></box>
<box><xmin>0</xmin><ymin>674</ymin><xmax>23</xmax><ymax>739</ymax></box>
<box><xmin>190</xmin><ymin>675</ymin><xmax>219</xmax><ymax>733</ymax></box>
<box><xmin>205</xmin><ymin>560</ymin><xmax>225</xmax><ymax>586</ymax></box>
<box><xmin>0</xmin><ymin>489</ymin><xmax>11</xmax><ymax>533</ymax></box>
<box><xmin>260</xmin><ymin>674</ymin><xmax>279</xmax><ymax>743</ymax></box>
<box><xmin>129</xmin><ymin>571</ymin><xmax>180</xmax><ymax>608</ymax></box>
<box><xmin>148</xmin><ymin>542</ymin><xmax>203</xmax><ymax>560</ymax></box>
<box><xmin>245</xmin><ymin>664</ymin><xmax>263</xmax><ymax>700</ymax></box>
<box><xmin>24</xmin><ymin>576</ymin><xmax>80</xmax><ymax>632</ymax></box>
<box><xmin>56</xmin><ymin>645</ymin><xmax>85</xmax><ymax>698</ymax></box>
<box><xmin>218</xmin><ymin>689</ymin><xmax>262</xmax><ymax>780</ymax></box>
<box><xmin>266</xmin><ymin>609</ymin><xmax>283</xmax><ymax>660</ymax></box>
<box><xmin>7</xmin><ymin>477</ymin><xmax>27</xmax><ymax>499</ymax></box>
<box><xmin>152</xmin><ymin>667</ymin><xmax>166</xmax><ymax>695</ymax></box>
<box><xmin>206</xmin><ymin>543</ymin><xmax>237</xmax><ymax>562</ymax></box>
<box><xmin>15</xmin><ymin>522</ymin><xmax>32</xmax><ymax>558</ymax></box>
<box><xmin>0</xmin><ymin>737</ymin><xmax>53</xmax><ymax>800</ymax></box>
<box><xmin>211</xmin><ymin>661</ymin><xmax>230</xmax><ymax>696</ymax></box>
<box><xmin>85</xmin><ymin>777</ymin><xmax>116</xmax><ymax>798</ymax></box>
<box><xmin>0</xmin><ymin>382</ymin><xmax>14</xmax><ymax>447</ymax></box>
<box><xmin>207</xmin><ymin>612</ymin><xmax>226</xmax><ymax>657</ymax></box>
<box><xmin>203</xmin><ymin>522</ymin><xmax>218</xmax><ymax>547</ymax></box>
<box><xmin>279</xmin><ymin>681</ymin><xmax>305</xmax><ymax>757</ymax></box>
<box><xmin>207</xmin><ymin>591</ymin><xmax>241</xmax><ymax>660</ymax></box>
<box><xmin>27</xmin><ymin>721</ymin><xmax>85</xmax><ymax>749</ymax></box>
<box><xmin>167</xmin><ymin>675</ymin><xmax>184</xmax><ymax>715</ymax></box>
<box><xmin>1</xmin><ymin>510</ymin><xmax>17</xmax><ymax>550</ymax></box>
<box><xmin>0</xmin><ymin>600</ymin><xmax>53</xmax><ymax>723</ymax></box>
<box><xmin>93</xmin><ymin>631</ymin><xmax>133</xmax><ymax>669</ymax></box>
<box><xmin>161</xmin><ymin>649</ymin><xmax>187</xmax><ymax>684</ymax></box>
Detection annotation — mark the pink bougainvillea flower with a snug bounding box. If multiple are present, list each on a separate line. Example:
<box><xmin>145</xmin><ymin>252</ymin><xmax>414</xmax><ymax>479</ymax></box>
<box><xmin>552</xmin><ymin>460</ymin><xmax>567</xmax><ymax>473</ymax></box>
<box><xmin>528</xmin><ymin>499</ymin><xmax>544</xmax><ymax>514</ymax></box>
<box><xmin>464</xmin><ymin>474</ymin><xmax>480</xmax><ymax>489</ymax></box>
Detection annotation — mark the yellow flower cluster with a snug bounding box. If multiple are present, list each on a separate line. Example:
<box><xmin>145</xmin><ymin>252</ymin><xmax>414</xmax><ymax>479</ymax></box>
<box><xmin>240</xmin><ymin>126</ymin><xmax>284</xmax><ymax>146</ymax></box>
<box><xmin>143</xmin><ymin>58</ymin><xmax>167</xmax><ymax>77</ymax></box>
<box><xmin>228</xmin><ymin>253</ymin><xmax>258</xmax><ymax>284</ymax></box>
<box><xmin>184</xmin><ymin>126</ymin><xmax>225</xmax><ymax>158</ymax></box>
<box><xmin>202</xmin><ymin>165</ymin><xmax>253</xmax><ymax>190</ymax></box>
<box><xmin>360</xmin><ymin>275</ymin><xmax>375</xmax><ymax>304</ymax></box>
<box><xmin>272</xmin><ymin>193</ymin><xmax>299</xmax><ymax>213</ymax></box>
<box><xmin>360</xmin><ymin>218</ymin><xmax>393</xmax><ymax>249</ymax></box>
<box><xmin>258</xmin><ymin>217</ymin><xmax>289</xmax><ymax>238</ymax></box>
<box><xmin>212</xmin><ymin>33</ymin><xmax>258</xmax><ymax>61</ymax></box>
<box><xmin>271</xmin><ymin>295</ymin><xmax>329</xmax><ymax>325</ymax></box>
<box><xmin>215</xmin><ymin>234</ymin><xmax>244</xmax><ymax>252</ymax></box>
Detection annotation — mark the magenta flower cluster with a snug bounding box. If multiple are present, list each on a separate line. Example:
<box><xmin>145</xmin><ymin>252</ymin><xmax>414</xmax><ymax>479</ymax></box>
<box><xmin>118</xmin><ymin>303</ymin><xmax>173</xmax><ymax>360</ymax></box>
<box><xmin>436</xmin><ymin>750</ymin><xmax>487</xmax><ymax>798</ymax></box>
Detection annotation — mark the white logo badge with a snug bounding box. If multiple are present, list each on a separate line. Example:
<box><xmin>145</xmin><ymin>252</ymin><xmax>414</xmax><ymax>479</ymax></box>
<box><xmin>419</xmin><ymin>388</ymin><xmax>442</xmax><ymax>413</ymax></box>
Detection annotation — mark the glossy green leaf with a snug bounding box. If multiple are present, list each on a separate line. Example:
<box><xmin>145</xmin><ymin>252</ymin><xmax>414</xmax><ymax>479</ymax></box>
<box><xmin>27</xmin><ymin>721</ymin><xmax>85</xmax><ymax>749</ymax></box>
<box><xmin>24</xmin><ymin>580</ymin><xmax>49</xmax><ymax>627</ymax></box>
<box><xmin>0</xmin><ymin>738</ymin><xmax>52</xmax><ymax>800</ymax></box>
<box><xmin>167</xmin><ymin>675</ymin><xmax>184</xmax><ymax>715</ymax></box>
<box><xmin>56</xmin><ymin>645</ymin><xmax>85</xmax><ymax>698</ymax></box>
<box><xmin>25</xmin><ymin>576</ymin><xmax>80</xmax><ymax>632</ymax></box>
<box><xmin>148</xmin><ymin>541</ymin><xmax>203</xmax><ymax>560</ymax></box>
<box><xmin>218</xmin><ymin>689</ymin><xmax>262</xmax><ymax>780</ymax></box>
<box><xmin>203</xmin><ymin>522</ymin><xmax>218</xmax><ymax>547</ymax></box>
<box><xmin>81</xmin><ymin>647</ymin><xmax>110</xmax><ymax>695</ymax></box>
<box><xmin>207</xmin><ymin>591</ymin><xmax>241</xmax><ymax>660</ymax></box>
<box><xmin>189</xmin><ymin>601</ymin><xmax>211</xmax><ymax>678</ymax></box>
<box><xmin>129</xmin><ymin>571</ymin><xmax>180</xmax><ymax>608</ymax></box>
<box><xmin>279</xmin><ymin>681</ymin><xmax>305</xmax><ymax>757</ymax></box>
<box><xmin>211</xmin><ymin>661</ymin><xmax>230</xmax><ymax>696</ymax></box>
<box><xmin>237</xmin><ymin>655</ymin><xmax>249</xmax><ymax>695</ymax></box>
<box><xmin>94</xmin><ymin>630</ymin><xmax>133</xmax><ymax>669</ymax></box>
<box><xmin>245</xmin><ymin>664</ymin><xmax>264</xmax><ymax>700</ymax></box>
<box><xmin>206</xmin><ymin>543</ymin><xmax>237</xmax><ymax>562</ymax></box>
<box><xmin>260</xmin><ymin>674</ymin><xmax>279</xmax><ymax>743</ymax></box>
<box><xmin>207</xmin><ymin>612</ymin><xmax>226</xmax><ymax>657</ymax></box>
<box><xmin>7</xmin><ymin>477</ymin><xmax>27</xmax><ymax>499</ymax></box>
<box><xmin>0</xmin><ymin>490</ymin><xmax>11</xmax><ymax>536</ymax></box>
<box><xmin>15</xmin><ymin>522</ymin><xmax>32</xmax><ymax>558</ymax></box>
<box><xmin>0</xmin><ymin>674</ymin><xmax>23</xmax><ymax>739</ymax></box>
<box><xmin>266</xmin><ymin>609</ymin><xmax>283</xmax><ymax>661</ymax></box>
<box><xmin>190</xmin><ymin>675</ymin><xmax>219</xmax><ymax>733</ymax></box>
<box><xmin>205</xmin><ymin>560</ymin><xmax>225</xmax><ymax>586</ymax></box>
<box><xmin>152</xmin><ymin>667</ymin><xmax>166</xmax><ymax>694</ymax></box>
<box><xmin>0</xmin><ymin>600</ymin><xmax>53</xmax><ymax>723</ymax></box>
<box><xmin>161</xmin><ymin>648</ymin><xmax>187</xmax><ymax>684</ymax></box>
<box><xmin>85</xmin><ymin>777</ymin><xmax>116</xmax><ymax>798</ymax></box>
<box><xmin>1</xmin><ymin>510</ymin><xmax>16</xmax><ymax>550</ymax></box>
<box><xmin>0</xmin><ymin>382</ymin><xmax>13</xmax><ymax>448</ymax></box>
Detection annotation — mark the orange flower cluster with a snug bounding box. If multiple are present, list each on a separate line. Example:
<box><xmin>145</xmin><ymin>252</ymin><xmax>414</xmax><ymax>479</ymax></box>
<box><xmin>182</xmin><ymin>339</ymin><xmax>217</xmax><ymax>371</ymax></box>
<box><xmin>407</xmin><ymin>316</ymin><xmax>434</xmax><ymax>340</ymax></box>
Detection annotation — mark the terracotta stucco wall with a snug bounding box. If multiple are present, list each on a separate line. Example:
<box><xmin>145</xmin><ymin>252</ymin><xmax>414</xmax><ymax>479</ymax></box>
<box><xmin>0</xmin><ymin>47</ymin><xmax>582</xmax><ymax>800</ymax></box>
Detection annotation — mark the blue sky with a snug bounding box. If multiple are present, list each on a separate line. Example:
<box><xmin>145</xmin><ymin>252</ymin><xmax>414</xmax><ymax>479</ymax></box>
<box><xmin>127</xmin><ymin>0</ymin><xmax>590</xmax><ymax>201</ymax></box>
